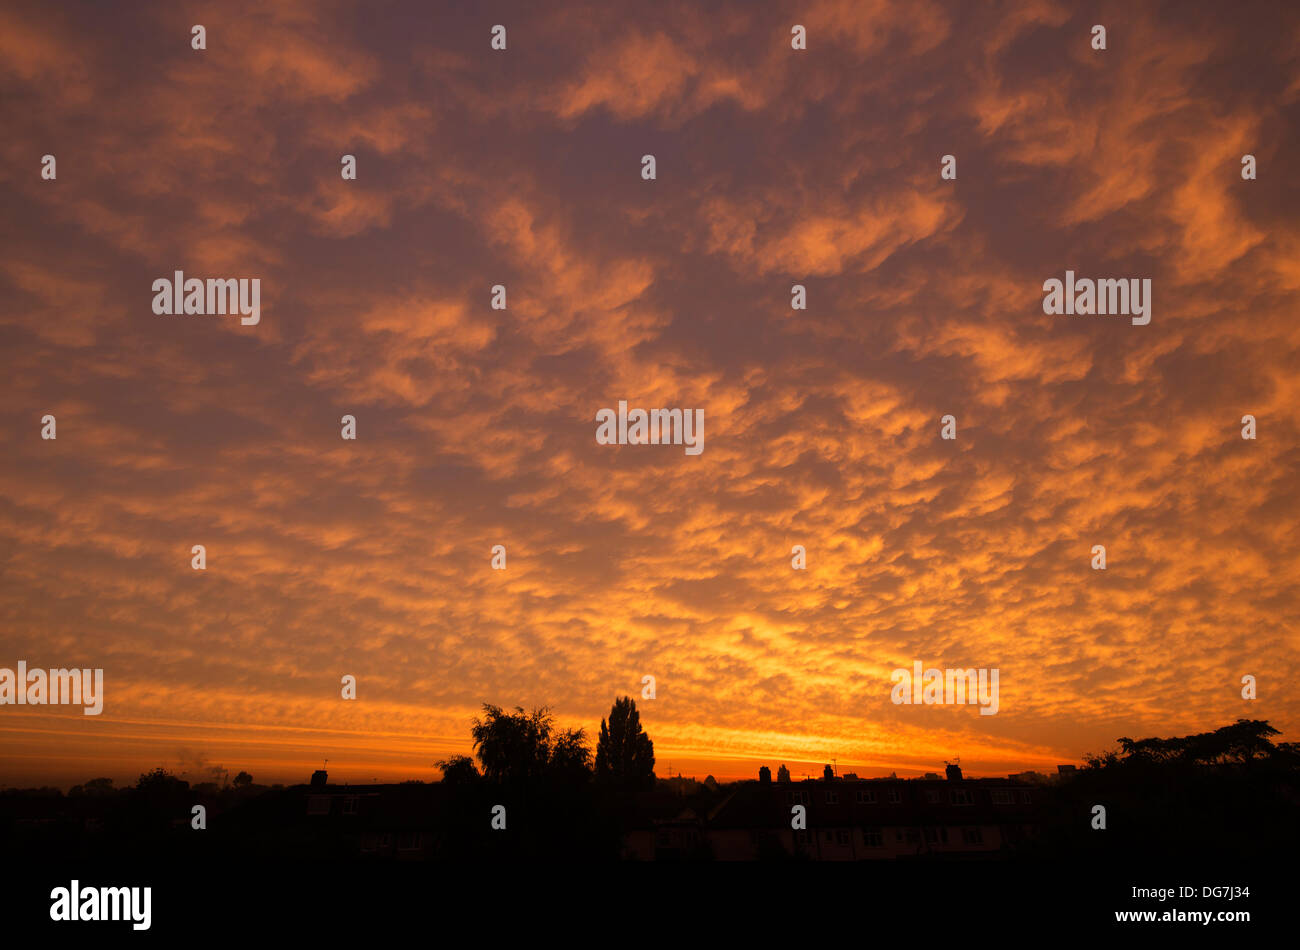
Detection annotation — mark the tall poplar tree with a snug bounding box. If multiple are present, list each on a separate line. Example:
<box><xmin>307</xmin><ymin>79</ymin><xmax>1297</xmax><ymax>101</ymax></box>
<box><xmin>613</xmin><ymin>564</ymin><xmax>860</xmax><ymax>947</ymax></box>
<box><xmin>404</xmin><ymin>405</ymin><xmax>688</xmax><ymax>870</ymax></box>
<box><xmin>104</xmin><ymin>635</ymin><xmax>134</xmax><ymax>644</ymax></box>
<box><xmin>595</xmin><ymin>696</ymin><xmax>655</xmax><ymax>790</ymax></box>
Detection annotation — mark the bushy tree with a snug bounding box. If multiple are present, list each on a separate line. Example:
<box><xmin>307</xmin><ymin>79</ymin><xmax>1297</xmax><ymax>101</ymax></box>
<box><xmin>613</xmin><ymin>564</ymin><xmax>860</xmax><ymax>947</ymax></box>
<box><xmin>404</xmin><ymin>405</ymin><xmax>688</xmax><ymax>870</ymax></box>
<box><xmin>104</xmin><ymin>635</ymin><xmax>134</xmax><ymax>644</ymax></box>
<box><xmin>469</xmin><ymin>704</ymin><xmax>591</xmax><ymax>786</ymax></box>
<box><xmin>1112</xmin><ymin>719</ymin><xmax>1285</xmax><ymax>767</ymax></box>
<box><xmin>436</xmin><ymin>754</ymin><xmax>481</xmax><ymax>786</ymax></box>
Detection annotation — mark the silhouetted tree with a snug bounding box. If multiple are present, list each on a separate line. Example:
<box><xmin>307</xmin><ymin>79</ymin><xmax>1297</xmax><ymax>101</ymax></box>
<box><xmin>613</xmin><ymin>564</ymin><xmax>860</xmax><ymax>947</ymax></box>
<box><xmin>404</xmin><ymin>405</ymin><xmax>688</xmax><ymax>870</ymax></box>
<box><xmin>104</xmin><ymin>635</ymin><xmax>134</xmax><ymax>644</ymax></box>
<box><xmin>594</xmin><ymin>696</ymin><xmax>655</xmax><ymax>791</ymax></box>
<box><xmin>233</xmin><ymin>771</ymin><xmax>253</xmax><ymax>787</ymax></box>
<box><xmin>451</xmin><ymin>704</ymin><xmax>606</xmax><ymax>859</ymax></box>
<box><xmin>120</xmin><ymin>768</ymin><xmax>191</xmax><ymax>838</ymax></box>
<box><xmin>436</xmin><ymin>754</ymin><xmax>482</xmax><ymax>786</ymax></box>
<box><xmin>68</xmin><ymin>777</ymin><xmax>115</xmax><ymax>798</ymax></box>
<box><xmin>1036</xmin><ymin>719</ymin><xmax>1300</xmax><ymax>864</ymax></box>
<box><xmin>469</xmin><ymin>704</ymin><xmax>591</xmax><ymax>785</ymax></box>
<box><xmin>1108</xmin><ymin>719</ymin><xmax>1286</xmax><ymax>768</ymax></box>
<box><xmin>551</xmin><ymin>728</ymin><xmax>594</xmax><ymax>784</ymax></box>
<box><xmin>136</xmin><ymin>767</ymin><xmax>187</xmax><ymax>792</ymax></box>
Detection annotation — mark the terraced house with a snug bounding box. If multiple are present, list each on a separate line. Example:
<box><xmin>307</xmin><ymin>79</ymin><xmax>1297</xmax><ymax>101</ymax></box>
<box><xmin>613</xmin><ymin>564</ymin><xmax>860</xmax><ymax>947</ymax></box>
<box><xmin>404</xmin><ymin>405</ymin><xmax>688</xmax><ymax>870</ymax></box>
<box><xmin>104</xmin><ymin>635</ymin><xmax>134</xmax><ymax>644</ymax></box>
<box><xmin>695</xmin><ymin>763</ymin><xmax>1042</xmax><ymax>861</ymax></box>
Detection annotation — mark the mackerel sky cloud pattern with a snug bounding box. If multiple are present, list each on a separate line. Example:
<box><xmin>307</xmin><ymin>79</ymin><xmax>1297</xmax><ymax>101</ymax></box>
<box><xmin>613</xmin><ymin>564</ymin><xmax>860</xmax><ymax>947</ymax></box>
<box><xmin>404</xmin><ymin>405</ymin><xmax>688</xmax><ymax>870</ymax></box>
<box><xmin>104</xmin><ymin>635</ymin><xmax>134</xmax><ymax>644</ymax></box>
<box><xmin>1</xmin><ymin>0</ymin><xmax>1297</xmax><ymax>787</ymax></box>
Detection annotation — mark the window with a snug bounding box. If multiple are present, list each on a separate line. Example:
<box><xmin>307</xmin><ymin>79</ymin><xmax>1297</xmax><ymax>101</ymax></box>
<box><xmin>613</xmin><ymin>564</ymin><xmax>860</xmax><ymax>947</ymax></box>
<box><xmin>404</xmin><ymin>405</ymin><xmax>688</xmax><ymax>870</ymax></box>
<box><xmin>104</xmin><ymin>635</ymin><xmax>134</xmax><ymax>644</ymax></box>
<box><xmin>398</xmin><ymin>832</ymin><xmax>420</xmax><ymax>851</ymax></box>
<box><xmin>991</xmin><ymin>789</ymin><xmax>1014</xmax><ymax>804</ymax></box>
<box><xmin>341</xmin><ymin>796</ymin><xmax>358</xmax><ymax>815</ymax></box>
<box><xmin>857</xmin><ymin>789</ymin><xmax>876</xmax><ymax>804</ymax></box>
<box><xmin>962</xmin><ymin>827</ymin><xmax>984</xmax><ymax>845</ymax></box>
<box><xmin>924</xmin><ymin>827</ymin><xmax>938</xmax><ymax>843</ymax></box>
<box><xmin>836</xmin><ymin>830</ymin><xmax>850</xmax><ymax>846</ymax></box>
<box><xmin>950</xmin><ymin>789</ymin><xmax>973</xmax><ymax>805</ymax></box>
<box><xmin>905</xmin><ymin>828</ymin><xmax>921</xmax><ymax>844</ymax></box>
<box><xmin>863</xmin><ymin>827</ymin><xmax>883</xmax><ymax>847</ymax></box>
<box><xmin>379</xmin><ymin>833</ymin><xmax>393</xmax><ymax>848</ymax></box>
<box><xmin>1020</xmin><ymin>790</ymin><xmax>1032</xmax><ymax>804</ymax></box>
<box><xmin>790</xmin><ymin>790</ymin><xmax>805</xmax><ymax>805</ymax></box>
<box><xmin>825</xmin><ymin>831</ymin><xmax>833</xmax><ymax>842</ymax></box>
<box><xmin>924</xmin><ymin>789</ymin><xmax>940</xmax><ymax>804</ymax></box>
<box><xmin>887</xmin><ymin>788</ymin><xmax>901</xmax><ymax>803</ymax></box>
<box><xmin>826</xmin><ymin>791</ymin><xmax>838</xmax><ymax>804</ymax></box>
<box><xmin>307</xmin><ymin>796</ymin><xmax>331</xmax><ymax>816</ymax></box>
<box><xmin>795</xmin><ymin>829</ymin><xmax>811</xmax><ymax>845</ymax></box>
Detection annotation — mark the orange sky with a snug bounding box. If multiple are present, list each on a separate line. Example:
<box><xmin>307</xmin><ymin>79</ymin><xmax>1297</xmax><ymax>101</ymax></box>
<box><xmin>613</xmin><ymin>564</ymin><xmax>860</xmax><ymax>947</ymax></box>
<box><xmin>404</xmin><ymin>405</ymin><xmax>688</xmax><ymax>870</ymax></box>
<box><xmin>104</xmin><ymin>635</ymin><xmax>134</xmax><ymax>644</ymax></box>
<box><xmin>2</xmin><ymin>0</ymin><xmax>1298</xmax><ymax>789</ymax></box>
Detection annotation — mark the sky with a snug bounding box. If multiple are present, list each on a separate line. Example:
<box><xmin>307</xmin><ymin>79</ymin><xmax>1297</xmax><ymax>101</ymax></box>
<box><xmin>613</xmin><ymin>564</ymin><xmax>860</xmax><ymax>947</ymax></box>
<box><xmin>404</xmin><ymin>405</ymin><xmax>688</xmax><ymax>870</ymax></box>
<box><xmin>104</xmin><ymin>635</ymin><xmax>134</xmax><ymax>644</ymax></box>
<box><xmin>1</xmin><ymin>0</ymin><xmax>1298</xmax><ymax>789</ymax></box>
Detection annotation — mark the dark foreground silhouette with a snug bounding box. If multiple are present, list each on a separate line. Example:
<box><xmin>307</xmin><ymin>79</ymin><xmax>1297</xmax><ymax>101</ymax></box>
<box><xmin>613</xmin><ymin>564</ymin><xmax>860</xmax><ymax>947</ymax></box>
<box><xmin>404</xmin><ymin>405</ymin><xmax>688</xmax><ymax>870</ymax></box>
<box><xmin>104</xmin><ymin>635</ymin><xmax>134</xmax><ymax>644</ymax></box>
<box><xmin>3</xmin><ymin>712</ymin><xmax>1295</xmax><ymax>865</ymax></box>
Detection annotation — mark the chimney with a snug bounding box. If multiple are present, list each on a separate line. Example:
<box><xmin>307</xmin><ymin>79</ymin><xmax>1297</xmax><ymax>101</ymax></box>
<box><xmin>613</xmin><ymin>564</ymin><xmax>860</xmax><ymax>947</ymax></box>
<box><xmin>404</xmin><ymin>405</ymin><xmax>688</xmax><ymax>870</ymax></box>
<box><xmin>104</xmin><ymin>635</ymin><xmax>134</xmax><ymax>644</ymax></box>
<box><xmin>311</xmin><ymin>769</ymin><xmax>328</xmax><ymax>788</ymax></box>
<box><xmin>823</xmin><ymin>764</ymin><xmax>834</xmax><ymax>782</ymax></box>
<box><xmin>758</xmin><ymin>766</ymin><xmax>772</xmax><ymax>784</ymax></box>
<box><xmin>945</xmin><ymin>762</ymin><xmax>963</xmax><ymax>782</ymax></box>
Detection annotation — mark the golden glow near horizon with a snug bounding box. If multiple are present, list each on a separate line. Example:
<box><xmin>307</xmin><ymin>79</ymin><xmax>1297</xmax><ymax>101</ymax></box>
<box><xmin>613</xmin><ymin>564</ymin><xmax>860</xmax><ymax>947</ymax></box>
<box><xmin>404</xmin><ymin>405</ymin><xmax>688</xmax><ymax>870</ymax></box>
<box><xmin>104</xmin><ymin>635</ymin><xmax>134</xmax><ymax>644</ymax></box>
<box><xmin>1</xmin><ymin>1</ymin><xmax>1297</xmax><ymax>789</ymax></box>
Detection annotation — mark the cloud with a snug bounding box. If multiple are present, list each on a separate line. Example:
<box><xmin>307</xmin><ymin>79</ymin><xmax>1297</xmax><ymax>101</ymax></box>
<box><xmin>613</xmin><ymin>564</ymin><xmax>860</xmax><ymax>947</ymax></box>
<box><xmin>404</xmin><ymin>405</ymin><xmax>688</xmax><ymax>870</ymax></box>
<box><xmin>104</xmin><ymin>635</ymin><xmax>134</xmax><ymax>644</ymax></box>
<box><xmin>1</xmin><ymin>0</ymin><xmax>1297</xmax><ymax>788</ymax></box>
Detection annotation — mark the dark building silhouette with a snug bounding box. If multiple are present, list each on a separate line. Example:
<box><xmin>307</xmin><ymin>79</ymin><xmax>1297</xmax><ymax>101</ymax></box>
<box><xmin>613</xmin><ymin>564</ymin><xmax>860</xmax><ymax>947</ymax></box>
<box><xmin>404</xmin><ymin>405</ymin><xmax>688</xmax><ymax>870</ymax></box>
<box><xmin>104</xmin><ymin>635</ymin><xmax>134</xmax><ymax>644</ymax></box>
<box><xmin>705</xmin><ymin>771</ymin><xmax>1038</xmax><ymax>860</ymax></box>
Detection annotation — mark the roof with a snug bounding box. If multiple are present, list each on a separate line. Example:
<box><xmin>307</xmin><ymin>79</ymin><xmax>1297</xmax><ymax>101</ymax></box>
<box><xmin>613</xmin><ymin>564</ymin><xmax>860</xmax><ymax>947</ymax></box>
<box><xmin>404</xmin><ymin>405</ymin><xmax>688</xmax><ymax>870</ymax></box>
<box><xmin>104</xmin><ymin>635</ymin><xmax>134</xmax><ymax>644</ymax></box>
<box><xmin>709</xmin><ymin>778</ymin><xmax>1041</xmax><ymax>830</ymax></box>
